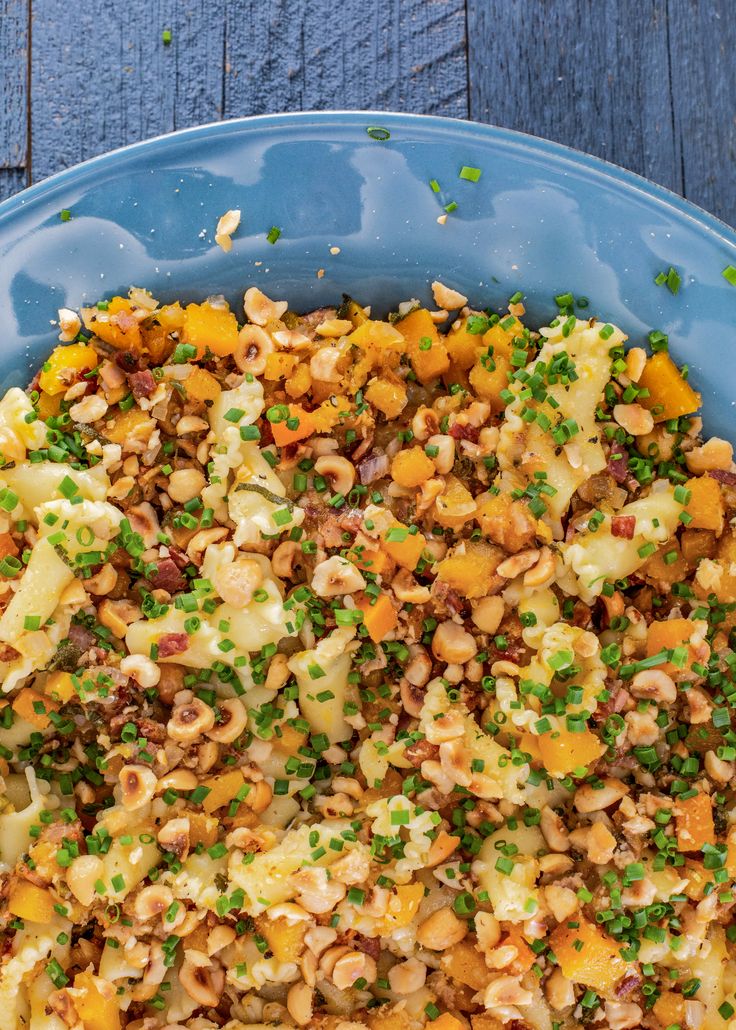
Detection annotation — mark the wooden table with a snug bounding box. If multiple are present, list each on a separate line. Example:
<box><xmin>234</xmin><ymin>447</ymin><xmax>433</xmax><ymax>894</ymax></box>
<box><xmin>1</xmin><ymin>0</ymin><xmax>734</xmax><ymax>226</ymax></box>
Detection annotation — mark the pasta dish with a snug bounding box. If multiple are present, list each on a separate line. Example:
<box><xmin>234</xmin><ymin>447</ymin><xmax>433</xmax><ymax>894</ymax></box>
<box><xmin>0</xmin><ymin>281</ymin><xmax>730</xmax><ymax>1030</ymax></box>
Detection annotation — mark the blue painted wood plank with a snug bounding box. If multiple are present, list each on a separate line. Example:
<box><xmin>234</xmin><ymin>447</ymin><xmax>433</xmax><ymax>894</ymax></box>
<box><xmin>467</xmin><ymin>0</ymin><xmax>682</xmax><ymax>197</ymax></box>
<box><xmin>0</xmin><ymin>170</ymin><xmax>27</xmax><ymax>202</ymax></box>
<box><xmin>667</xmin><ymin>0</ymin><xmax>736</xmax><ymax>228</ymax></box>
<box><xmin>224</xmin><ymin>0</ymin><xmax>468</xmax><ymax>118</ymax></box>
<box><xmin>30</xmin><ymin>0</ymin><xmax>227</xmax><ymax>182</ymax></box>
<box><xmin>0</xmin><ymin>0</ymin><xmax>28</xmax><ymax>170</ymax></box>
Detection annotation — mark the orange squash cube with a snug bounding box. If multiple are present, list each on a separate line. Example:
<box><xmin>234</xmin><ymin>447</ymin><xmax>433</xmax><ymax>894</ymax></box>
<box><xmin>7</xmin><ymin>881</ymin><xmax>57</xmax><ymax>923</ymax></box>
<box><xmin>537</xmin><ymin>724</ymin><xmax>605</xmax><ymax>777</ymax></box>
<box><xmin>187</xmin><ymin>811</ymin><xmax>219</xmax><ymax>849</ymax></box>
<box><xmin>653</xmin><ymin>991</ymin><xmax>687</xmax><ymax>1030</ymax></box>
<box><xmin>675</xmin><ymin>791</ymin><xmax>715</xmax><ymax>852</ymax></box>
<box><xmin>440</xmin><ymin>938</ymin><xmax>490</xmax><ymax>991</ymax></box>
<box><xmin>257</xmin><ymin>915</ymin><xmax>306</xmax><ymax>962</ymax></box>
<box><xmin>391</xmin><ymin>446</ymin><xmax>435</xmax><ymax>488</ymax></box>
<box><xmin>550</xmin><ymin>916</ymin><xmax>628</xmax><ymax>995</ymax></box>
<box><xmin>646</xmin><ymin>617</ymin><xmax>708</xmax><ymax>678</ymax></box>
<box><xmin>445</xmin><ymin>320</ymin><xmax>484</xmax><ymax>371</ymax></box>
<box><xmin>380</xmin><ymin>522</ymin><xmax>426</xmax><ymax>571</ymax></box>
<box><xmin>183</xmin><ymin>302</ymin><xmax>239</xmax><ymax>357</ymax></box>
<box><xmin>637</xmin><ymin>352</ymin><xmax>701</xmax><ymax>422</ymax></box>
<box><xmin>72</xmin><ymin>971</ymin><xmax>121</xmax><ymax>1030</ymax></box>
<box><xmin>434</xmin><ymin>475</ymin><xmax>477</xmax><ymax>529</ymax></box>
<box><xmin>184</xmin><ymin>367</ymin><xmax>222</xmax><ymax>403</ymax></box>
<box><xmin>39</xmin><ymin>343</ymin><xmax>98</xmax><ymax>395</ymax></box>
<box><xmin>376</xmin><ymin>882</ymin><xmax>425</xmax><ymax>935</ymax></box>
<box><xmin>88</xmin><ymin>297</ymin><xmax>142</xmax><ymax>352</ymax></box>
<box><xmin>270</xmin><ymin>404</ymin><xmax>316</xmax><ymax>446</ymax></box>
<box><xmin>44</xmin><ymin>671</ymin><xmax>76</xmax><ymax>703</ymax></box>
<box><xmin>398</xmin><ymin>309</ymin><xmax>450</xmax><ymax>383</ymax></box>
<box><xmin>685</xmin><ymin>476</ymin><xmax>725</xmax><ymax>533</ymax></box>
<box><xmin>103</xmin><ymin>407</ymin><xmax>153</xmax><ymax>445</ymax></box>
<box><xmin>201</xmin><ymin>769</ymin><xmax>245</xmax><ymax>814</ymax></box>
<box><xmin>364</xmin><ymin>376</ymin><xmax>407</xmax><ymax>418</ymax></box>
<box><xmin>12</xmin><ymin>687</ymin><xmax>60</xmax><ymax>730</ymax></box>
<box><xmin>427</xmin><ymin>1016</ymin><xmax>465</xmax><ymax>1030</ymax></box>
<box><xmin>436</xmin><ymin>540</ymin><xmax>502</xmax><ymax>598</ymax></box>
<box><xmin>355</xmin><ymin>592</ymin><xmax>398</xmax><ymax>643</ymax></box>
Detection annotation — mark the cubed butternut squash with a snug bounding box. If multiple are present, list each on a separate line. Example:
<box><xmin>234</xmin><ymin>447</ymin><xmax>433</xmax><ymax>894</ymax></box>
<box><xmin>44</xmin><ymin>671</ymin><xmax>76</xmax><ymax>703</ymax></box>
<box><xmin>427</xmin><ymin>1017</ymin><xmax>465</xmax><ymax>1030</ymax></box>
<box><xmin>0</xmin><ymin>533</ymin><xmax>19</xmax><ymax>562</ymax></box>
<box><xmin>434</xmin><ymin>475</ymin><xmax>477</xmax><ymax>529</ymax></box>
<box><xmin>347</xmin><ymin>319</ymin><xmax>404</xmax><ymax>355</ymax></box>
<box><xmin>310</xmin><ymin>394</ymin><xmax>351</xmax><ymax>432</ymax></box>
<box><xmin>270</xmin><ymin>404</ymin><xmax>316</xmax><ymax>446</ymax></box>
<box><xmin>257</xmin><ymin>914</ymin><xmax>306</xmax><ymax>962</ymax></box>
<box><xmin>537</xmin><ymin>724</ymin><xmax>605</xmax><ymax>777</ymax></box>
<box><xmin>264</xmin><ymin>352</ymin><xmax>298</xmax><ymax>382</ymax></box>
<box><xmin>675</xmin><ymin>791</ymin><xmax>715</xmax><ymax>852</ymax></box>
<box><xmin>637</xmin><ymin>352</ymin><xmax>701</xmax><ymax>422</ymax></box>
<box><xmin>680</xmin><ymin>529</ymin><xmax>716</xmax><ymax>565</ymax></box>
<box><xmin>201</xmin><ymin>768</ymin><xmax>245</xmax><ymax>814</ymax></box>
<box><xmin>652</xmin><ymin>991</ymin><xmax>686</xmax><ymax>1030</ymax></box>
<box><xmin>469</xmin><ymin>354</ymin><xmax>512</xmax><ymax>412</ymax></box>
<box><xmin>549</xmin><ymin>916</ymin><xmax>628</xmax><ymax>995</ymax></box>
<box><xmin>355</xmin><ymin>592</ymin><xmax>398</xmax><ymax>643</ymax></box>
<box><xmin>38</xmin><ymin>343</ymin><xmax>98</xmax><ymax>396</ymax></box>
<box><xmin>436</xmin><ymin>540</ymin><xmax>502</xmax><ymax>598</ymax></box>
<box><xmin>88</xmin><ymin>297</ymin><xmax>142</xmax><ymax>352</ymax></box>
<box><xmin>367</xmin><ymin>1007</ymin><xmax>415</xmax><ymax>1030</ymax></box>
<box><xmin>285</xmin><ymin>362</ymin><xmax>312</xmax><ymax>399</ymax></box>
<box><xmin>141</xmin><ymin>323</ymin><xmax>174</xmax><ymax>364</ymax></box>
<box><xmin>103</xmin><ymin>407</ymin><xmax>153</xmax><ymax>445</ymax></box>
<box><xmin>686</xmin><ymin>475</ymin><xmax>725</xmax><ymax>533</ymax></box>
<box><xmin>440</xmin><ymin>938</ymin><xmax>490</xmax><ymax>991</ymax></box>
<box><xmin>12</xmin><ymin>687</ymin><xmax>60</xmax><ymax>730</ymax></box>
<box><xmin>36</xmin><ymin>391</ymin><xmax>62</xmax><ymax>420</ymax></box>
<box><xmin>445</xmin><ymin>320</ymin><xmax>484</xmax><ymax>371</ymax></box>
<box><xmin>380</xmin><ymin>522</ymin><xmax>426</xmax><ymax>571</ymax></box>
<box><xmin>364</xmin><ymin>376</ymin><xmax>407</xmax><ymax>418</ymax></box>
<box><xmin>398</xmin><ymin>309</ymin><xmax>450</xmax><ymax>383</ymax></box>
<box><xmin>376</xmin><ymin>882</ymin><xmax>425</xmax><ymax>935</ymax></box>
<box><xmin>187</xmin><ymin>811</ymin><xmax>219</xmax><ymax>849</ymax></box>
<box><xmin>184</xmin><ymin>367</ymin><xmax>222</xmax><ymax>403</ymax></box>
<box><xmin>157</xmin><ymin>302</ymin><xmax>186</xmax><ymax>333</ymax></box>
<box><xmin>272</xmin><ymin>723</ymin><xmax>309</xmax><ymax>756</ymax></box>
<box><xmin>391</xmin><ymin>446</ymin><xmax>435</xmax><ymax>488</ymax></box>
<box><xmin>7</xmin><ymin>881</ymin><xmax>57</xmax><ymax>923</ymax></box>
<box><xmin>646</xmin><ymin>617</ymin><xmax>707</xmax><ymax>677</ymax></box>
<box><xmin>72</xmin><ymin>970</ymin><xmax>121</xmax><ymax>1030</ymax></box>
<box><xmin>183</xmin><ymin>302</ymin><xmax>239</xmax><ymax>358</ymax></box>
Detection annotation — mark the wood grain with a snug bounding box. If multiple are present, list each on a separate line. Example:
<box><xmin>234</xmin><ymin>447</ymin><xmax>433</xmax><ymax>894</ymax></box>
<box><xmin>30</xmin><ymin>0</ymin><xmax>227</xmax><ymax>182</ymax></box>
<box><xmin>0</xmin><ymin>0</ymin><xmax>29</xmax><ymax>171</ymax></box>
<box><xmin>467</xmin><ymin>0</ymin><xmax>682</xmax><ymax>193</ymax></box>
<box><xmin>0</xmin><ymin>170</ymin><xmax>27</xmax><ymax>202</ymax></box>
<box><xmin>223</xmin><ymin>0</ymin><xmax>468</xmax><ymax>118</ymax></box>
<box><xmin>667</xmin><ymin>0</ymin><xmax>736</xmax><ymax>226</ymax></box>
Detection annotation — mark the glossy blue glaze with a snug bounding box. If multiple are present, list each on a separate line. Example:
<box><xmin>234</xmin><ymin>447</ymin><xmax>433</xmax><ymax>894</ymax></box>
<box><xmin>0</xmin><ymin>112</ymin><xmax>735</xmax><ymax>436</ymax></box>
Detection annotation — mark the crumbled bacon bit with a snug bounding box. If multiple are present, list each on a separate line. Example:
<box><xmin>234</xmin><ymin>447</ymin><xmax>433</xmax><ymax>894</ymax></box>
<box><xmin>128</xmin><ymin>369</ymin><xmax>157</xmax><ymax>399</ymax></box>
<box><xmin>611</xmin><ymin>515</ymin><xmax>636</xmax><ymax>539</ymax></box>
<box><xmin>157</xmin><ymin>633</ymin><xmax>188</xmax><ymax>657</ymax></box>
<box><xmin>148</xmin><ymin>558</ymin><xmax>187</xmax><ymax>593</ymax></box>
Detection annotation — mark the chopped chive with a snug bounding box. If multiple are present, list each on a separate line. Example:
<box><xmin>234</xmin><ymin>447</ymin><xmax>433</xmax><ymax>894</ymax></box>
<box><xmin>459</xmin><ymin>165</ymin><xmax>482</xmax><ymax>182</ymax></box>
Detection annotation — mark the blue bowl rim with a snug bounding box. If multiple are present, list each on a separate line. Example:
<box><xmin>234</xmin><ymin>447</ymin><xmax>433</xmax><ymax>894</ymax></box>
<box><xmin>1</xmin><ymin>110</ymin><xmax>735</xmax><ymax>253</ymax></box>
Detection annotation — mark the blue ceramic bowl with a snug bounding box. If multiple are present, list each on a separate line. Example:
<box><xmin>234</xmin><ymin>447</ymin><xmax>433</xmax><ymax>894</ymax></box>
<box><xmin>1</xmin><ymin>112</ymin><xmax>735</xmax><ymax>436</ymax></box>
